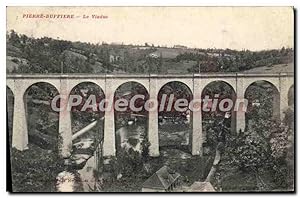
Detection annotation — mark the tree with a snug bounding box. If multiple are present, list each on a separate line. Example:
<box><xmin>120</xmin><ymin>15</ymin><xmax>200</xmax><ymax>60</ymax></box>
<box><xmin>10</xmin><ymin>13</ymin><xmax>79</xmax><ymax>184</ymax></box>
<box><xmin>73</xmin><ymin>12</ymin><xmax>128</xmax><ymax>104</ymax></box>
<box><xmin>224</xmin><ymin>100</ymin><xmax>292</xmax><ymax>190</ymax></box>
<box><xmin>141</xmin><ymin>138</ymin><xmax>150</xmax><ymax>162</ymax></box>
<box><xmin>116</xmin><ymin>148</ymin><xmax>143</xmax><ymax>177</ymax></box>
<box><xmin>9</xmin><ymin>30</ymin><xmax>20</xmax><ymax>46</ymax></box>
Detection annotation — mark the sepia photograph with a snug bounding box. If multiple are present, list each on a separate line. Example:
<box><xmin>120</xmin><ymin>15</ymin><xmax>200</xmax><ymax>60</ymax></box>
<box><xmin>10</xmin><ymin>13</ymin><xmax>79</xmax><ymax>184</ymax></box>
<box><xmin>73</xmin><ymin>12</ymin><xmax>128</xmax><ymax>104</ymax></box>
<box><xmin>6</xmin><ymin>6</ymin><xmax>294</xmax><ymax>192</ymax></box>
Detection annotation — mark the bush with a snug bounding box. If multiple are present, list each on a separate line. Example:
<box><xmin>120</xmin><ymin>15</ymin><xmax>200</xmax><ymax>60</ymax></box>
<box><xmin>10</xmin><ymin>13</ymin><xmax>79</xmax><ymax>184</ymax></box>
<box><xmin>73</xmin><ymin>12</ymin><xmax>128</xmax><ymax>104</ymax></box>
<box><xmin>115</xmin><ymin>148</ymin><xmax>143</xmax><ymax>177</ymax></box>
<box><xmin>10</xmin><ymin>145</ymin><xmax>64</xmax><ymax>192</ymax></box>
<box><xmin>225</xmin><ymin>119</ymin><xmax>292</xmax><ymax>189</ymax></box>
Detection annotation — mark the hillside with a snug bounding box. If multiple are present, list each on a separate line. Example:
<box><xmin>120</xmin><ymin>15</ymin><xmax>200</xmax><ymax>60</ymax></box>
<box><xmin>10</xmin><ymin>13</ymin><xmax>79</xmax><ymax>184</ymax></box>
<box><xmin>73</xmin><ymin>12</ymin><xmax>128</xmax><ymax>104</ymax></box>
<box><xmin>6</xmin><ymin>30</ymin><xmax>294</xmax><ymax>74</ymax></box>
<box><xmin>150</xmin><ymin>47</ymin><xmax>195</xmax><ymax>59</ymax></box>
<box><xmin>243</xmin><ymin>63</ymin><xmax>293</xmax><ymax>73</ymax></box>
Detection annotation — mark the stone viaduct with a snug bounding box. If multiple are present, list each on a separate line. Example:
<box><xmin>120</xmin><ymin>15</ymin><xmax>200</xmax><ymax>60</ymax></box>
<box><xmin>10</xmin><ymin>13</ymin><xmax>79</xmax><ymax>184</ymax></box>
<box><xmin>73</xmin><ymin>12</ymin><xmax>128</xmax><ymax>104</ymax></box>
<box><xmin>6</xmin><ymin>73</ymin><xmax>294</xmax><ymax>158</ymax></box>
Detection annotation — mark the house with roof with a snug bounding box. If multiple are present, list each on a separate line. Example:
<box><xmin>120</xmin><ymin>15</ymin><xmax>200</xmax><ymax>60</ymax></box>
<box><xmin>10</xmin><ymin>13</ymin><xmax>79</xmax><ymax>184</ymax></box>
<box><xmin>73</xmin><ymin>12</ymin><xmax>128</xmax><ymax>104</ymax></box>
<box><xmin>109</xmin><ymin>49</ymin><xmax>125</xmax><ymax>63</ymax></box>
<box><xmin>141</xmin><ymin>166</ymin><xmax>181</xmax><ymax>192</ymax></box>
<box><xmin>184</xmin><ymin>181</ymin><xmax>216</xmax><ymax>192</ymax></box>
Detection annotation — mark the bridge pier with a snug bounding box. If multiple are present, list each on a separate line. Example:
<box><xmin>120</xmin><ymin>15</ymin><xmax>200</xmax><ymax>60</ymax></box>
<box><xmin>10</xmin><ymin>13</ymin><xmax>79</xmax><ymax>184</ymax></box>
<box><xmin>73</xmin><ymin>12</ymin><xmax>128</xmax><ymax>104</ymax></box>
<box><xmin>12</xmin><ymin>85</ymin><xmax>28</xmax><ymax>151</ymax></box>
<box><xmin>6</xmin><ymin>73</ymin><xmax>293</xmax><ymax>159</ymax></box>
<box><xmin>103</xmin><ymin>80</ymin><xmax>116</xmax><ymax>157</ymax></box>
<box><xmin>103</xmin><ymin>110</ymin><xmax>116</xmax><ymax>156</ymax></box>
<box><xmin>236</xmin><ymin>78</ymin><xmax>246</xmax><ymax>133</ymax></box>
<box><xmin>279</xmin><ymin>76</ymin><xmax>291</xmax><ymax>120</ymax></box>
<box><xmin>59</xmin><ymin>80</ymin><xmax>72</xmax><ymax>158</ymax></box>
<box><xmin>192</xmin><ymin>79</ymin><xmax>203</xmax><ymax>156</ymax></box>
<box><xmin>148</xmin><ymin>78</ymin><xmax>160</xmax><ymax>157</ymax></box>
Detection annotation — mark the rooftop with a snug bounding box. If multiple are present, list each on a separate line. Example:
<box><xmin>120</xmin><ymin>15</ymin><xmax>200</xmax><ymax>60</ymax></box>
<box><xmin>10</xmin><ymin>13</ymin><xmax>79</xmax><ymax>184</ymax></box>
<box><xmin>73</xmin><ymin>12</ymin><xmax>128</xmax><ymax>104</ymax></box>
<box><xmin>186</xmin><ymin>181</ymin><xmax>216</xmax><ymax>192</ymax></box>
<box><xmin>142</xmin><ymin>166</ymin><xmax>180</xmax><ymax>190</ymax></box>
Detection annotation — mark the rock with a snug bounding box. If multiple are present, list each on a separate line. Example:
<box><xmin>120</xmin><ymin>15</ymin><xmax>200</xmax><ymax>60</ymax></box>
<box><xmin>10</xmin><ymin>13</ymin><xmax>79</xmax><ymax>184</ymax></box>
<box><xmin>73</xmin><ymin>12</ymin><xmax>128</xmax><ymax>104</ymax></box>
<box><xmin>78</xmin><ymin>156</ymin><xmax>98</xmax><ymax>191</ymax></box>
<box><xmin>67</xmin><ymin>154</ymin><xmax>91</xmax><ymax>170</ymax></box>
<box><xmin>73</xmin><ymin>138</ymin><xmax>94</xmax><ymax>149</ymax></box>
<box><xmin>28</xmin><ymin>129</ymin><xmax>56</xmax><ymax>150</ymax></box>
<box><xmin>72</xmin><ymin>154</ymin><xmax>90</xmax><ymax>160</ymax></box>
<box><xmin>73</xmin><ymin>139</ymin><xmax>94</xmax><ymax>154</ymax></box>
<box><xmin>143</xmin><ymin>163</ymin><xmax>152</xmax><ymax>174</ymax></box>
<box><xmin>56</xmin><ymin>171</ymin><xmax>76</xmax><ymax>192</ymax></box>
<box><xmin>117</xmin><ymin>173</ymin><xmax>123</xmax><ymax>180</ymax></box>
<box><xmin>64</xmin><ymin>158</ymin><xmax>73</xmax><ymax>166</ymax></box>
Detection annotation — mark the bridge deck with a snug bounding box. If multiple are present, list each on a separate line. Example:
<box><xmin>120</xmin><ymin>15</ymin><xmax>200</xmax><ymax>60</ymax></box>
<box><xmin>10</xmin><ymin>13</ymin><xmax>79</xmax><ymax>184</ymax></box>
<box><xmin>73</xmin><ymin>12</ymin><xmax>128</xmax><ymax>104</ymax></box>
<box><xmin>6</xmin><ymin>72</ymin><xmax>294</xmax><ymax>79</ymax></box>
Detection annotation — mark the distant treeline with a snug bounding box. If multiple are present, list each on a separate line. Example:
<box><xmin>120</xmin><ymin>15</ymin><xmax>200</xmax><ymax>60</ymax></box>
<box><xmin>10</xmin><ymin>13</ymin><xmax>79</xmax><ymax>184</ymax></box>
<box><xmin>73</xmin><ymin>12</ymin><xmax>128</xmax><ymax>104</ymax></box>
<box><xmin>6</xmin><ymin>30</ymin><xmax>293</xmax><ymax>74</ymax></box>
<box><xmin>179</xmin><ymin>48</ymin><xmax>293</xmax><ymax>72</ymax></box>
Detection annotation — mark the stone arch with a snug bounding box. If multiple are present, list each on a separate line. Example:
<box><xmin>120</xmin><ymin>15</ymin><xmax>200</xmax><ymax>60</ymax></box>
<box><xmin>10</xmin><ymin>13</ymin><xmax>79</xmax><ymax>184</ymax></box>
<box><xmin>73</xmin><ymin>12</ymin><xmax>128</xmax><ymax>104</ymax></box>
<box><xmin>113</xmin><ymin>81</ymin><xmax>149</xmax><ymax>155</ymax></box>
<box><xmin>69</xmin><ymin>81</ymin><xmax>105</xmax><ymax>102</ymax></box>
<box><xmin>69</xmin><ymin>81</ymin><xmax>105</xmax><ymax>148</ymax></box>
<box><xmin>6</xmin><ymin>82</ymin><xmax>15</xmax><ymax>96</ymax></box>
<box><xmin>109</xmin><ymin>78</ymin><xmax>150</xmax><ymax>95</ymax></box>
<box><xmin>244</xmin><ymin>80</ymin><xmax>280</xmax><ymax>130</ymax></box>
<box><xmin>156</xmin><ymin>78</ymin><xmax>193</xmax><ymax>96</ymax></box>
<box><xmin>242</xmin><ymin>78</ymin><xmax>280</xmax><ymax>98</ymax></box>
<box><xmin>157</xmin><ymin>81</ymin><xmax>193</xmax><ymax>153</ymax></box>
<box><xmin>201</xmin><ymin>80</ymin><xmax>236</xmax><ymax>150</ymax></box>
<box><xmin>7</xmin><ymin>86</ymin><xmax>14</xmax><ymax>149</ymax></box>
<box><xmin>200</xmin><ymin>78</ymin><xmax>237</xmax><ymax>93</ymax></box>
<box><xmin>201</xmin><ymin>80</ymin><xmax>236</xmax><ymax>97</ymax></box>
<box><xmin>25</xmin><ymin>80</ymin><xmax>60</xmax><ymax>95</ymax></box>
<box><xmin>68</xmin><ymin>80</ymin><xmax>105</xmax><ymax>97</ymax></box>
<box><xmin>23</xmin><ymin>82</ymin><xmax>60</xmax><ymax>151</ymax></box>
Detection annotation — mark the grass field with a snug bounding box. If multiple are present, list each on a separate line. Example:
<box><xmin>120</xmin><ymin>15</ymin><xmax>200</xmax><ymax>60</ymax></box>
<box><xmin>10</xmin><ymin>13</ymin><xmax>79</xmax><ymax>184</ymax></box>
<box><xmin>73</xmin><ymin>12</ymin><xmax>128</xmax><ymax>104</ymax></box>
<box><xmin>243</xmin><ymin>63</ymin><xmax>293</xmax><ymax>73</ymax></box>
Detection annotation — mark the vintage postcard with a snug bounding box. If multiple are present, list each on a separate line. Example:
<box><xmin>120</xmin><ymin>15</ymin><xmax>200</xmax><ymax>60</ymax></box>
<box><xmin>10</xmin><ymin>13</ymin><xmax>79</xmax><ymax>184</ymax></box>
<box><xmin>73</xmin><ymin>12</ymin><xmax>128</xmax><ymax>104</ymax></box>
<box><xmin>6</xmin><ymin>6</ymin><xmax>294</xmax><ymax>192</ymax></box>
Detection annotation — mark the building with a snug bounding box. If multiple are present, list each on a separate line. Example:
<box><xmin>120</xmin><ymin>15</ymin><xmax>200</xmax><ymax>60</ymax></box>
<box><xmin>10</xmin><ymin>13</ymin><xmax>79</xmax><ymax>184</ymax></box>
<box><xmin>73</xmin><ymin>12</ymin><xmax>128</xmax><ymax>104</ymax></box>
<box><xmin>148</xmin><ymin>53</ymin><xmax>159</xmax><ymax>58</ymax></box>
<box><xmin>173</xmin><ymin>45</ymin><xmax>187</xmax><ymax>49</ymax></box>
<box><xmin>109</xmin><ymin>49</ymin><xmax>125</xmax><ymax>63</ymax></box>
<box><xmin>184</xmin><ymin>182</ymin><xmax>216</xmax><ymax>192</ymax></box>
<box><xmin>142</xmin><ymin>166</ymin><xmax>181</xmax><ymax>192</ymax></box>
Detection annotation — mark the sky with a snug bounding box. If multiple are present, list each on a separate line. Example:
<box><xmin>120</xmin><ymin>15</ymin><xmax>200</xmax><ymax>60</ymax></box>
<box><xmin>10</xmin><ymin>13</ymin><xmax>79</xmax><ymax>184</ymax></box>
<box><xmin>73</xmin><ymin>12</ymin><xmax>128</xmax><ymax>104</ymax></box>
<box><xmin>6</xmin><ymin>7</ymin><xmax>294</xmax><ymax>51</ymax></box>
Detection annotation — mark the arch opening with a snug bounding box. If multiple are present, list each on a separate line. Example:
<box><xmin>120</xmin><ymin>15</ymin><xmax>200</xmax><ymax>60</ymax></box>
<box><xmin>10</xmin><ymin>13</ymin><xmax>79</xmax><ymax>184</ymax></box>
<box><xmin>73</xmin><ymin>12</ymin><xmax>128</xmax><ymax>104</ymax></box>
<box><xmin>201</xmin><ymin>81</ymin><xmax>236</xmax><ymax>153</ymax></box>
<box><xmin>69</xmin><ymin>82</ymin><xmax>105</xmax><ymax>159</ymax></box>
<box><xmin>24</xmin><ymin>82</ymin><xmax>60</xmax><ymax>151</ymax></box>
<box><xmin>7</xmin><ymin>86</ymin><xmax>14</xmax><ymax>149</ymax></box>
<box><xmin>114</xmin><ymin>81</ymin><xmax>149</xmax><ymax>156</ymax></box>
<box><xmin>157</xmin><ymin>81</ymin><xmax>193</xmax><ymax>154</ymax></box>
<box><xmin>244</xmin><ymin>80</ymin><xmax>280</xmax><ymax>130</ymax></box>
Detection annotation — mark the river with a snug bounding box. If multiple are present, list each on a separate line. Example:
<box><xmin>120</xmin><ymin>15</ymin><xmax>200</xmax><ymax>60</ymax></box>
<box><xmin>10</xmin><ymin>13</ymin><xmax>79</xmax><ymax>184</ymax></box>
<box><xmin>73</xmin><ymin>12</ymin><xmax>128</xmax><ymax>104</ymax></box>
<box><xmin>56</xmin><ymin>121</ymin><xmax>192</xmax><ymax>192</ymax></box>
<box><xmin>56</xmin><ymin>123</ymin><xmax>147</xmax><ymax>192</ymax></box>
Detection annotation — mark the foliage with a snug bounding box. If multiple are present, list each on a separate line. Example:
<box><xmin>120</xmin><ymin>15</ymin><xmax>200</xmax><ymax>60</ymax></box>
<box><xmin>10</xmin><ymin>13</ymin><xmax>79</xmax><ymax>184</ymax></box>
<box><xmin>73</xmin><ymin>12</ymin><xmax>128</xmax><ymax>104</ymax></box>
<box><xmin>227</xmin><ymin>131</ymin><xmax>269</xmax><ymax>171</ymax></box>
<box><xmin>224</xmin><ymin>113</ymin><xmax>292</xmax><ymax>189</ymax></box>
<box><xmin>141</xmin><ymin>138</ymin><xmax>151</xmax><ymax>162</ymax></box>
<box><xmin>7</xmin><ymin>31</ymin><xmax>293</xmax><ymax>74</ymax></box>
<box><xmin>185</xmin><ymin>48</ymin><xmax>293</xmax><ymax>73</ymax></box>
<box><xmin>204</xmin><ymin>117</ymin><xmax>230</xmax><ymax>150</ymax></box>
<box><xmin>215</xmin><ymin>80</ymin><xmax>294</xmax><ymax>190</ymax></box>
<box><xmin>113</xmin><ymin>135</ymin><xmax>150</xmax><ymax>177</ymax></box>
<box><xmin>157</xmin><ymin>81</ymin><xmax>192</xmax><ymax>119</ymax></box>
<box><xmin>10</xmin><ymin>146</ymin><xmax>64</xmax><ymax>192</ymax></box>
<box><xmin>115</xmin><ymin>148</ymin><xmax>143</xmax><ymax>177</ymax></box>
